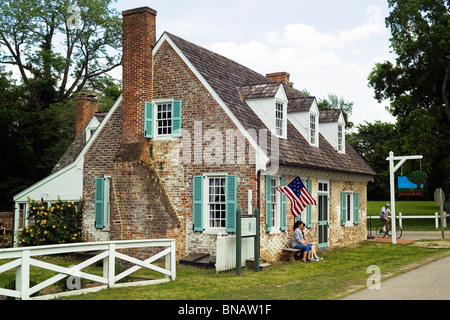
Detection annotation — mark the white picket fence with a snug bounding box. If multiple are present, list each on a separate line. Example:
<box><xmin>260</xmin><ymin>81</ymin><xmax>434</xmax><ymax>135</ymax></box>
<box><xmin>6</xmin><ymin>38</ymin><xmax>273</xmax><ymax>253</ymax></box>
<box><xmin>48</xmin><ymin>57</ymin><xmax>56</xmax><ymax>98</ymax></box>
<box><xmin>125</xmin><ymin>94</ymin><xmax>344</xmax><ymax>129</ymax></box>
<box><xmin>0</xmin><ymin>239</ymin><xmax>176</xmax><ymax>300</ymax></box>
<box><xmin>216</xmin><ymin>235</ymin><xmax>254</xmax><ymax>273</ymax></box>
<box><xmin>368</xmin><ymin>213</ymin><xmax>449</xmax><ymax>229</ymax></box>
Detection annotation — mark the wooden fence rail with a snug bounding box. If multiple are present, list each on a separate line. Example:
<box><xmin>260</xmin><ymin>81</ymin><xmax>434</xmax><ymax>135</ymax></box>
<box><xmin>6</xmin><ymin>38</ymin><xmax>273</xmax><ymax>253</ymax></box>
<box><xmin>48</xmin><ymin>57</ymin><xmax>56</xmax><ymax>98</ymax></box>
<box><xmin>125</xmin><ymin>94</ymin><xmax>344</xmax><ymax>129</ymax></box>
<box><xmin>368</xmin><ymin>213</ymin><xmax>449</xmax><ymax>229</ymax></box>
<box><xmin>0</xmin><ymin>239</ymin><xmax>176</xmax><ymax>300</ymax></box>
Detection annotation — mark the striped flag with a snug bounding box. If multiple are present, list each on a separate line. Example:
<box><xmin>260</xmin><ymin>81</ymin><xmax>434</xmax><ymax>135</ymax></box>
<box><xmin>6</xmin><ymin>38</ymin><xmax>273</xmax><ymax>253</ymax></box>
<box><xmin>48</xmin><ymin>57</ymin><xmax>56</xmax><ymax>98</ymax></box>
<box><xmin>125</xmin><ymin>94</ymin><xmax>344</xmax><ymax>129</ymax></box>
<box><xmin>276</xmin><ymin>177</ymin><xmax>316</xmax><ymax>218</ymax></box>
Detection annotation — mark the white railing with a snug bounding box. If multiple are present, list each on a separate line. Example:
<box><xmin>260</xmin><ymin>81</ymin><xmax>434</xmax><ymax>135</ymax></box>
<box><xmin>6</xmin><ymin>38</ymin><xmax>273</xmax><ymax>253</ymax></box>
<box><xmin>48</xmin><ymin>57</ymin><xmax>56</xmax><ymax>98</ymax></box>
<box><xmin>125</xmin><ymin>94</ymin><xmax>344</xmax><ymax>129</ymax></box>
<box><xmin>0</xmin><ymin>239</ymin><xmax>176</xmax><ymax>300</ymax></box>
<box><xmin>368</xmin><ymin>213</ymin><xmax>449</xmax><ymax>229</ymax></box>
<box><xmin>216</xmin><ymin>235</ymin><xmax>254</xmax><ymax>273</ymax></box>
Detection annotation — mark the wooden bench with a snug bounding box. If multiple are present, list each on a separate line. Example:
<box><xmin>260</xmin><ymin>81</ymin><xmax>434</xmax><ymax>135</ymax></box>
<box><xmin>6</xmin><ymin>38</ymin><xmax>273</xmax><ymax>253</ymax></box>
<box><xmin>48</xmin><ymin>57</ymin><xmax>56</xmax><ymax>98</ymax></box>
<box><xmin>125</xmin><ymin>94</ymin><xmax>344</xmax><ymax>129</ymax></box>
<box><xmin>282</xmin><ymin>248</ymin><xmax>304</xmax><ymax>262</ymax></box>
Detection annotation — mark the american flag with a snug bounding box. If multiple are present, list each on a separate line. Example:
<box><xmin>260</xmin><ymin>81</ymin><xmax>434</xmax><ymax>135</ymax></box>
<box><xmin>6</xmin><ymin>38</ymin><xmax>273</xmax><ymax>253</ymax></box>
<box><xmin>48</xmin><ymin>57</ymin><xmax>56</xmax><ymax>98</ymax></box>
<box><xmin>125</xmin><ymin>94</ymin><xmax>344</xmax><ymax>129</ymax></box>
<box><xmin>276</xmin><ymin>177</ymin><xmax>316</xmax><ymax>218</ymax></box>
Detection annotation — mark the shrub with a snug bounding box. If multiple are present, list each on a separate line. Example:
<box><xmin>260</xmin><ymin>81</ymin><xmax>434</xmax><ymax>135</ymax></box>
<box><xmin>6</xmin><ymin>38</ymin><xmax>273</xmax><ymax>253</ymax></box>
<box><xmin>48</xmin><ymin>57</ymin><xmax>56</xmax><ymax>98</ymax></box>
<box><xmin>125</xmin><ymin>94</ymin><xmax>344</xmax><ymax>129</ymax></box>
<box><xmin>18</xmin><ymin>198</ymin><xmax>83</xmax><ymax>246</ymax></box>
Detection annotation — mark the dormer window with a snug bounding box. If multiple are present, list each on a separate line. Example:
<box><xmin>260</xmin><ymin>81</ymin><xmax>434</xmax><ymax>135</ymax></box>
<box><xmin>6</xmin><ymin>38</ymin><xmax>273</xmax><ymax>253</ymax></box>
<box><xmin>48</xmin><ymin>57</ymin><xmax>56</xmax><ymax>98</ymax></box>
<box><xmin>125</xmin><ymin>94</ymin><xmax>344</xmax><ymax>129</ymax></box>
<box><xmin>85</xmin><ymin>116</ymin><xmax>101</xmax><ymax>142</ymax></box>
<box><xmin>275</xmin><ymin>101</ymin><xmax>284</xmax><ymax>137</ymax></box>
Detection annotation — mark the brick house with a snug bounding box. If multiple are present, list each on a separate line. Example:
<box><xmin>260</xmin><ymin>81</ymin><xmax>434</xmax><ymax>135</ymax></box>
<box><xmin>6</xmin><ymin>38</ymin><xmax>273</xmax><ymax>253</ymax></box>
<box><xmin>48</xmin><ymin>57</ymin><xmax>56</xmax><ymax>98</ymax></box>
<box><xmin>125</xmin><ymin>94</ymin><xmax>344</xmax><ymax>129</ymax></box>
<box><xmin>13</xmin><ymin>6</ymin><xmax>375</xmax><ymax>262</ymax></box>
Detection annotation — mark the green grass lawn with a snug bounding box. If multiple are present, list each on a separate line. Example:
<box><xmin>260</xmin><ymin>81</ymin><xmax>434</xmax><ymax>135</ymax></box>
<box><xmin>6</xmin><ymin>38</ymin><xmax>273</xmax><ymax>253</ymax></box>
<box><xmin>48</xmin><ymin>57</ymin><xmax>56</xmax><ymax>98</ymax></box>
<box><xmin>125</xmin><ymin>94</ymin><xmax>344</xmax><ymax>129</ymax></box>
<box><xmin>59</xmin><ymin>240</ymin><xmax>450</xmax><ymax>300</ymax></box>
<box><xmin>367</xmin><ymin>201</ymin><xmax>448</xmax><ymax>231</ymax></box>
<box><xmin>1</xmin><ymin>240</ymin><xmax>445</xmax><ymax>300</ymax></box>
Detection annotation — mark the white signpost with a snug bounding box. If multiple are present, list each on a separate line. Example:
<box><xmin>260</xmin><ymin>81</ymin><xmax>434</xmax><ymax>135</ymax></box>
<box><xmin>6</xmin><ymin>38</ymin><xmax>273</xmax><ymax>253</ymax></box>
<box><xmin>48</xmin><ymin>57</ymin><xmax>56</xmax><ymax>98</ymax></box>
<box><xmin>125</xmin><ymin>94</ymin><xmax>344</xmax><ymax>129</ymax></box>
<box><xmin>386</xmin><ymin>152</ymin><xmax>423</xmax><ymax>244</ymax></box>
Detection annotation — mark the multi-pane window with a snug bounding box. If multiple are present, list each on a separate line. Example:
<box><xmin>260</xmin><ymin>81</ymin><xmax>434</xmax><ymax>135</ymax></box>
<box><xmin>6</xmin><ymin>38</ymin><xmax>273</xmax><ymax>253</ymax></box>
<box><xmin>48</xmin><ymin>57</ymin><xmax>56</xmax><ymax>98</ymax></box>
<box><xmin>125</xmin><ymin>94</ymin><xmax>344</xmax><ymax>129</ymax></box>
<box><xmin>270</xmin><ymin>178</ymin><xmax>278</xmax><ymax>228</ymax></box>
<box><xmin>275</xmin><ymin>102</ymin><xmax>284</xmax><ymax>136</ymax></box>
<box><xmin>157</xmin><ymin>103</ymin><xmax>172</xmax><ymax>136</ymax></box>
<box><xmin>208</xmin><ymin>177</ymin><xmax>226</xmax><ymax>228</ymax></box>
<box><xmin>310</xmin><ymin>114</ymin><xmax>317</xmax><ymax>145</ymax></box>
<box><xmin>338</xmin><ymin>124</ymin><xmax>343</xmax><ymax>152</ymax></box>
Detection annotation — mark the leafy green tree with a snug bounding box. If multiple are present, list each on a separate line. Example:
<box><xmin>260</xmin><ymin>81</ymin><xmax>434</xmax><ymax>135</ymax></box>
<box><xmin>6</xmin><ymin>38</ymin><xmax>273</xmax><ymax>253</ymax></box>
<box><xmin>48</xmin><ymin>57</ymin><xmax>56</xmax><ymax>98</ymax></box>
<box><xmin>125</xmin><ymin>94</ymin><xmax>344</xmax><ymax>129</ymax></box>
<box><xmin>0</xmin><ymin>0</ymin><xmax>122</xmax><ymax>109</ymax></box>
<box><xmin>317</xmin><ymin>93</ymin><xmax>354</xmax><ymax>129</ymax></box>
<box><xmin>347</xmin><ymin>121</ymin><xmax>400</xmax><ymax>200</ymax></box>
<box><xmin>368</xmin><ymin>0</ymin><xmax>449</xmax><ymax>122</ymax></box>
<box><xmin>368</xmin><ymin>0</ymin><xmax>450</xmax><ymax>198</ymax></box>
<box><xmin>0</xmin><ymin>0</ymin><xmax>123</xmax><ymax>210</ymax></box>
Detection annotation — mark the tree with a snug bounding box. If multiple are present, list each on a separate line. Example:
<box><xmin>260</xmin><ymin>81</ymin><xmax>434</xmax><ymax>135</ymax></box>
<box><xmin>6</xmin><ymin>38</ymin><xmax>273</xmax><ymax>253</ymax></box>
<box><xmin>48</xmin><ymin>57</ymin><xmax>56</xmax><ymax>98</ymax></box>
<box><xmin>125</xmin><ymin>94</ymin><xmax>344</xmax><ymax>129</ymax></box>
<box><xmin>368</xmin><ymin>0</ymin><xmax>450</xmax><ymax>199</ymax></box>
<box><xmin>0</xmin><ymin>0</ymin><xmax>122</xmax><ymax>109</ymax></box>
<box><xmin>347</xmin><ymin>121</ymin><xmax>400</xmax><ymax>200</ymax></box>
<box><xmin>0</xmin><ymin>1</ymin><xmax>123</xmax><ymax>210</ymax></box>
<box><xmin>317</xmin><ymin>93</ymin><xmax>354</xmax><ymax>129</ymax></box>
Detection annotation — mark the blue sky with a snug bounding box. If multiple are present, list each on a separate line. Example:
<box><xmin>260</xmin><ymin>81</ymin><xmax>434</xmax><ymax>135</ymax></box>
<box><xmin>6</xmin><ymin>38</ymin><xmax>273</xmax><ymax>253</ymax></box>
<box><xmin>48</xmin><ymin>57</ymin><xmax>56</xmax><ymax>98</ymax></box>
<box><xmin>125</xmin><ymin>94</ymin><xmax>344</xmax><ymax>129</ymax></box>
<box><xmin>113</xmin><ymin>0</ymin><xmax>398</xmax><ymax>127</ymax></box>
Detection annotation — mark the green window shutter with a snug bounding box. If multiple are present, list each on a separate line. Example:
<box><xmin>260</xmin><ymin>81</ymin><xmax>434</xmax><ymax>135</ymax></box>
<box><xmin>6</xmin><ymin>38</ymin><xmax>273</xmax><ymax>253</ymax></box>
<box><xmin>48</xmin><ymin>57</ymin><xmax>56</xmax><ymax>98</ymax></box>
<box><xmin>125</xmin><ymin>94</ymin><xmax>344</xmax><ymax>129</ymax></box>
<box><xmin>144</xmin><ymin>102</ymin><xmax>153</xmax><ymax>138</ymax></box>
<box><xmin>353</xmin><ymin>193</ymin><xmax>359</xmax><ymax>225</ymax></box>
<box><xmin>226</xmin><ymin>175</ymin><xmax>237</xmax><ymax>233</ymax></box>
<box><xmin>171</xmin><ymin>100</ymin><xmax>182</xmax><ymax>137</ymax></box>
<box><xmin>306</xmin><ymin>179</ymin><xmax>312</xmax><ymax>228</ymax></box>
<box><xmin>280</xmin><ymin>177</ymin><xmax>287</xmax><ymax>231</ymax></box>
<box><xmin>193</xmin><ymin>176</ymin><xmax>203</xmax><ymax>232</ymax></box>
<box><xmin>265</xmin><ymin>175</ymin><xmax>272</xmax><ymax>232</ymax></box>
<box><xmin>95</xmin><ymin>178</ymin><xmax>105</xmax><ymax>229</ymax></box>
<box><xmin>341</xmin><ymin>192</ymin><xmax>347</xmax><ymax>226</ymax></box>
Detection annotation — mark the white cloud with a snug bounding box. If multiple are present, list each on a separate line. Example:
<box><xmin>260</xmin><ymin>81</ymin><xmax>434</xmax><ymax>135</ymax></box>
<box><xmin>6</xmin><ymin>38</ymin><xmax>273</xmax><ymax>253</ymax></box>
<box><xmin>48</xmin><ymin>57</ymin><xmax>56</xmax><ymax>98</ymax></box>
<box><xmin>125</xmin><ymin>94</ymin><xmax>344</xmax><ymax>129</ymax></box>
<box><xmin>209</xmin><ymin>18</ymin><xmax>393</xmax><ymax>126</ymax></box>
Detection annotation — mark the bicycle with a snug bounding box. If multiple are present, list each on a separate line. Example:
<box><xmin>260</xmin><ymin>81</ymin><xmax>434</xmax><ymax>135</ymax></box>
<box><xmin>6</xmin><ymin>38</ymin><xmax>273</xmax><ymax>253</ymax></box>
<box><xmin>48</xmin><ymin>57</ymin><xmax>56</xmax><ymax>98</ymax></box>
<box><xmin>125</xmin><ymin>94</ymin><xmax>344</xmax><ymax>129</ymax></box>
<box><xmin>376</xmin><ymin>219</ymin><xmax>402</xmax><ymax>239</ymax></box>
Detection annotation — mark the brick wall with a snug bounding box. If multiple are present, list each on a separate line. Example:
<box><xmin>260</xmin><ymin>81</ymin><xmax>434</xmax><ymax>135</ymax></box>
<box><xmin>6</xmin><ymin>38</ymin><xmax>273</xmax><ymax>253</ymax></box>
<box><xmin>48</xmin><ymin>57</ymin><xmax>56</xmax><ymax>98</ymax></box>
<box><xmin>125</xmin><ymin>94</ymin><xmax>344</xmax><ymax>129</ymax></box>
<box><xmin>122</xmin><ymin>7</ymin><xmax>156</xmax><ymax>144</ymax></box>
<box><xmin>76</xmin><ymin>93</ymin><xmax>98</xmax><ymax>136</ymax></box>
<box><xmin>151</xmin><ymin>40</ymin><xmax>258</xmax><ymax>257</ymax></box>
<box><xmin>259</xmin><ymin>175</ymin><xmax>368</xmax><ymax>262</ymax></box>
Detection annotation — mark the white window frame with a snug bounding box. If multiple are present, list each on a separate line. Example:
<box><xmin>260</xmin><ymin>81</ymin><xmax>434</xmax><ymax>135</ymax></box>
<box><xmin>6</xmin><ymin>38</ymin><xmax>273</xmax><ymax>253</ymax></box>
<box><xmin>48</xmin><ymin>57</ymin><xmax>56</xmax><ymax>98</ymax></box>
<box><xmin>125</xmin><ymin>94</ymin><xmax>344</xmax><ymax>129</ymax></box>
<box><xmin>103</xmin><ymin>175</ymin><xmax>112</xmax><ymax>231</ymax></box>
<box><xmin>343</xmin><ymin>191</ymin><xmax>355</xmax><ymax>227</ymax></box>
<box><xmin>275</xmin><ymin>101</ymin><xmax>284</xmax><ymax>138</ymax></box>
<box><xmin>151</xmin><ymin>99</ymin><xmax>177</xmax><ymax>141</ymax></box>
<box><xmin>338</xmin><ymin>124</ymin><xmax>344</xmax><ymax>153</ymax></box>
<box><xmin>318</xmin><ymin>180</ymin><xmax>329</xmax><ymax>194</ymax></box>
<box><xmin>310</xmin><ymin>112</ymin><xmax>318</xmax><ymax>146</ymax></box>
<box><xmin>270</xmin><ymin>176</ymin><xmax>282</xmax><ymax>234</ymax></box>
<box><xmin>203</xmin><ymin>173</ymin><xmax>228</xmax><ymax>234</ymax></box>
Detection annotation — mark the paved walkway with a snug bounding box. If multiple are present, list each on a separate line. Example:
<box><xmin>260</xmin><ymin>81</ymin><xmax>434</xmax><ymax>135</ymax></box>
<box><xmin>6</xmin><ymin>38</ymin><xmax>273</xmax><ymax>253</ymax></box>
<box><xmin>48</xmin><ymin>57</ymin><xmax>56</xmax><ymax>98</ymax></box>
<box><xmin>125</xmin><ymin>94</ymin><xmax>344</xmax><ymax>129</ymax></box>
<box><xmin>343</xmin><ymin>231</ymin><xmax>450</xmax><ymax>300</ymax></box>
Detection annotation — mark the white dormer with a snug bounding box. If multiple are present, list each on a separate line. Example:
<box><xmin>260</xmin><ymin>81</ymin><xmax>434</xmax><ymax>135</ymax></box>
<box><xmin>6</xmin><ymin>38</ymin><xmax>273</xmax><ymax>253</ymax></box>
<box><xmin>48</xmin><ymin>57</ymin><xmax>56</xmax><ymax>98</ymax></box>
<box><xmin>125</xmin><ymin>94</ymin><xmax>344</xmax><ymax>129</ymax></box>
<box><xmin>319</xmin><ymin>109</ymin><xmax>346</xmax><ymax>154</ymax></box>
<box><xmin>85</xmin><ymin>116</ymin><xmax>101</xmax><ymax>142</ymax></box>
<box><xmin>287</xmin><ymin>97</ymin><xmax>319</xmax><ymax>148</ymax></box>
<box><xmin>240</xmin><ymin>83</ymin><xmax>288</xmax><ymax>139</ymax></box>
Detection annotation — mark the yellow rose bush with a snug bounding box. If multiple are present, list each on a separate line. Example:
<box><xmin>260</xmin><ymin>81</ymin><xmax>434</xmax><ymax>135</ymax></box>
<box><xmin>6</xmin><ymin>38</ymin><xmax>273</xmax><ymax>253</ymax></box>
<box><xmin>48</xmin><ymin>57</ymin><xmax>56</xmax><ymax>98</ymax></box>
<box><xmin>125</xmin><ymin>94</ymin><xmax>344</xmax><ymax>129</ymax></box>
<box><xmin>18</xmin><ymin>198</ymin><xmax>83</xmax><ymax>246</ymax></box>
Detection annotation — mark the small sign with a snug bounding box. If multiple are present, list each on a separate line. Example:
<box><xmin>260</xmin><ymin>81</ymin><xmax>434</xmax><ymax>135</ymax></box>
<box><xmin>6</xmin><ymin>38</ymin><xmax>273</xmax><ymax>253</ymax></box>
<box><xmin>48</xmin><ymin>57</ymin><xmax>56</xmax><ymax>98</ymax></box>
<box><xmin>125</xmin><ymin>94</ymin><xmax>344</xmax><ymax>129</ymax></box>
<box><xmin>241</xmin><ymin>215</ymin><xmax>256</xmax><ymax>237</ymax></box>
<box><xmin>434</xmin><ymin>188</ymin><xmax>445</xmax><ymax>206</ymax></box>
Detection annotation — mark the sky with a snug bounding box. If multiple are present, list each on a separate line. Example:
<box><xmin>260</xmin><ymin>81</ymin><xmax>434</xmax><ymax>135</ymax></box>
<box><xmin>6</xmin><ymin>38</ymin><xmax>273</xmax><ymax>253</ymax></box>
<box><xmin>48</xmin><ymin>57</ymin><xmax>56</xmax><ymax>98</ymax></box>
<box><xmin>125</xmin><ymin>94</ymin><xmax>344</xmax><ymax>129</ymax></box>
<box><xmin>4</xmin><ymin>0</ymin><xmax>398</xmax><ymax>127</ymax></box>
<box><xmin>111</xmin><ymin>0</ymin><xmax>398</xmax><ymax>127</ymax></box>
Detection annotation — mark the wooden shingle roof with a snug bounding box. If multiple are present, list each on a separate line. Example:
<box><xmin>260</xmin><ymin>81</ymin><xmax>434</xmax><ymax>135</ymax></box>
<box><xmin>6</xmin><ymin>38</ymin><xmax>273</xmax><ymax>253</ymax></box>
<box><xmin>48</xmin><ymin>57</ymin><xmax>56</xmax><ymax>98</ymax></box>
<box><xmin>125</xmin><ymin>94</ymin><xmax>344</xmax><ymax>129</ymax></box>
<box><xmin>167</xmin><ymin>33</ymin><xmax>375</xmax><ymax>177</ymax></box>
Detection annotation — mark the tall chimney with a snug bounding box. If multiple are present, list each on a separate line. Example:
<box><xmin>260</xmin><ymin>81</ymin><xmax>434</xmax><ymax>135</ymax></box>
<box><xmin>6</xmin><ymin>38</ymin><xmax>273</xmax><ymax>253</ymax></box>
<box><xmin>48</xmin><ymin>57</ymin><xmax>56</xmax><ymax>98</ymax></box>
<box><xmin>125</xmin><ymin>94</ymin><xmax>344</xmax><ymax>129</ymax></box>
<box><xmin>122</xmin><ymin>7</ymin><xmax>157</xmax><ymax>144</ymax></box>
<box><xmin>76</xmin><ymin>93</ymin><xmax>98</xmax><ymax>136</ymax></box>
<box><xmin>266</xmin><ymin>72</ymin><xmax>290</xmax><ymax>86</ymax></box>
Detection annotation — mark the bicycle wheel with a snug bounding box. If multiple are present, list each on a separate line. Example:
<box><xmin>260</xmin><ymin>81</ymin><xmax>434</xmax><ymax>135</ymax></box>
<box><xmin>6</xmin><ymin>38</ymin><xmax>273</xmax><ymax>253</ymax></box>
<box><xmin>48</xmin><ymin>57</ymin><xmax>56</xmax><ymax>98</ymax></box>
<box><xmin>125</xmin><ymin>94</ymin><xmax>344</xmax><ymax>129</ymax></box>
<box><xmin>375</xmin><ymin>225</ymin><xmax>386</xmax><ymax>238</ymax></box>
<box><xmin>396</xmin><ymin>225</ymin><xmax>402</xmax><ymax>239</ymax></box>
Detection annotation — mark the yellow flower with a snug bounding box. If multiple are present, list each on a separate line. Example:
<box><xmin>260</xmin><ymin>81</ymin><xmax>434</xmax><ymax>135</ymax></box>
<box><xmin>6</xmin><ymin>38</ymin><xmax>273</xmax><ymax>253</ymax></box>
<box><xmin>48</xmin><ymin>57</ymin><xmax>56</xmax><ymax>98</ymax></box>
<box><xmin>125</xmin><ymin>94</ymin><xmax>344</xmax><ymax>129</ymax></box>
<box><xmin>68</xmin><ymin>204</ymin><xmax>71</xmax><ymax>207</ymax></box>
<box><xmin>44</xmin><ymin>231</ymin><xmax>48</xmax><ymax>234</ymax></box>
<box><xmin>52</xmin><ymin>225</ymin><xmax>56</xmax><ymax>228</ymax></box>
<box><xmin>71</xmin><ymin>201</ymin><xmax>74</xmax><ymax>205</ymax></box>
<box><xmin>64</xmin><ymin>226</ymin><xmax>67</xmax><ymax>229</ymax></box>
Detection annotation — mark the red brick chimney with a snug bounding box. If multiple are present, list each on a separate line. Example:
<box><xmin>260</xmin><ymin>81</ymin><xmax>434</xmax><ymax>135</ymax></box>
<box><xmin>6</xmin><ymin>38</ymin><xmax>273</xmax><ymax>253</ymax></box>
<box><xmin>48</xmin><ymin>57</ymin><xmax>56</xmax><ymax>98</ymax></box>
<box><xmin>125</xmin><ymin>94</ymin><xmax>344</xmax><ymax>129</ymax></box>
<box><xmin>266</xmin><ymin>72</ymin><xmax>290</xmax><ymax>86</ymax></box>
<box><xmin>122</xmin><ymin>7</ymin><xmax>157</xmax><ymax>144</ymax></box>
<box><xmin>75</xmin><ymin>93</ymin><xmax>98</xmax><ymax>136</ymax></box>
